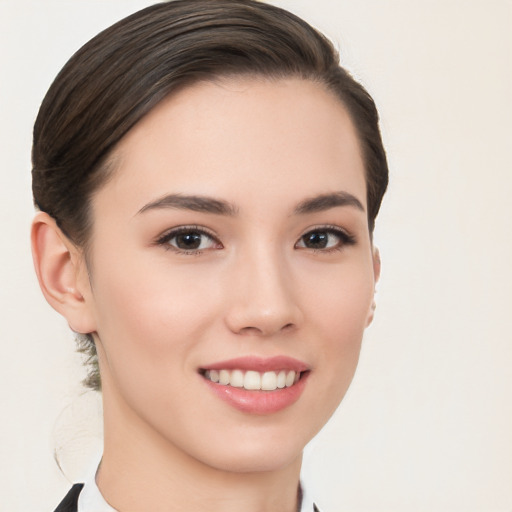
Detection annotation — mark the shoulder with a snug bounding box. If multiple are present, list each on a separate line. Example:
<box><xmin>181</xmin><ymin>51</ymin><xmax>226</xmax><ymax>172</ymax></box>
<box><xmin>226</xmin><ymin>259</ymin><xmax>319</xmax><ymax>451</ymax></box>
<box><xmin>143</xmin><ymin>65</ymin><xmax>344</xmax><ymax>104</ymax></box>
<box><xmin>53</xmin><ymin>484</ymin><xmax>84</xmax><ymax>512</ymax></box>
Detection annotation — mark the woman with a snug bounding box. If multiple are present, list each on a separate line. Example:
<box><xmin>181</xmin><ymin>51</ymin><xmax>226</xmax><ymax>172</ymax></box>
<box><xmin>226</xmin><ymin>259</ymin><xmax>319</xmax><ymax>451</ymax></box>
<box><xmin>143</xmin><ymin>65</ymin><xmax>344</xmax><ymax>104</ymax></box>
<box><xmin>31</xmin><ymin>1</ymin><xmax>388</xmax><ymax>511</ymax></box>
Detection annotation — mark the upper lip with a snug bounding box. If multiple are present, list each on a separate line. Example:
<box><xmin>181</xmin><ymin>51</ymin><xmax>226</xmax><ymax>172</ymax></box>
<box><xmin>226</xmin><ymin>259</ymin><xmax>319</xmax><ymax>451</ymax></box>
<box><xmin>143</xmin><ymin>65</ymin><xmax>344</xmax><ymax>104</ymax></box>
<box><xmin>200</xmin><ymin>355</ymin><xmax>309</xmax><ymax>373</ymax></box>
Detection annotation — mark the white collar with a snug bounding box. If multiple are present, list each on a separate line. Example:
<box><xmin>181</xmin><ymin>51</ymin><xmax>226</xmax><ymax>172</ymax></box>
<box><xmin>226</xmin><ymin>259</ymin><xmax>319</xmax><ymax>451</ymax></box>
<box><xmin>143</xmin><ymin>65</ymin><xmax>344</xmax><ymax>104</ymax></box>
<box><xmin>77</xmin><ymin>455</ymin><xmax>116</xmax><ymax>512</ymax></box>
<box><xmin>78</xmin><ymin>456</ymin><xmax>320</xmax><ymax>512</ymax></box>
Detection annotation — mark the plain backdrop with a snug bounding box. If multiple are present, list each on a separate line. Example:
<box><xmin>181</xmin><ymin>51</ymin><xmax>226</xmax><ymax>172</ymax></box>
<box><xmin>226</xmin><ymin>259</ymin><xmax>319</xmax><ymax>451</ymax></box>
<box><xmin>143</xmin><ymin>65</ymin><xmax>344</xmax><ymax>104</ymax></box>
<box><xmin>1</xmin><ymin>1</ymin><xmax>511</xmax><ymax>511</ymax></box>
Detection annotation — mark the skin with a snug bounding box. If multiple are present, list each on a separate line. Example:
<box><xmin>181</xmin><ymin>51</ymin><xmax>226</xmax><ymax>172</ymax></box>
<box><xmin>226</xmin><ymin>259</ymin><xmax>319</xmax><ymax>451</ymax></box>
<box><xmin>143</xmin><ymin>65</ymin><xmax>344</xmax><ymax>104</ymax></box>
<box><xmin>32</xmin><ymin>77</ymin><xmax>379</xmax><ymax>512</ymax></box>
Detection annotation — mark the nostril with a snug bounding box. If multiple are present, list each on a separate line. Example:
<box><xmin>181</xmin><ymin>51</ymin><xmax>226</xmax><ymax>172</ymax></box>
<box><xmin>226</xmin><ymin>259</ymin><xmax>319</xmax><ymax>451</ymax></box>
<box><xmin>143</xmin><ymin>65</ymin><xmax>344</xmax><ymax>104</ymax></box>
<box><xmin>224</xmin><ymin>296</ymin><xmax>303</xmax><ymax>336</ymax></box>
<box><xmin>239</xmin><ymin>326</ymin><xmax>264</xmax><ymax>335</ymax></box>
<box><xmin>238</xmin><ymin>322</ymin><xmax>296</xmax><ymax>336</ymax></box>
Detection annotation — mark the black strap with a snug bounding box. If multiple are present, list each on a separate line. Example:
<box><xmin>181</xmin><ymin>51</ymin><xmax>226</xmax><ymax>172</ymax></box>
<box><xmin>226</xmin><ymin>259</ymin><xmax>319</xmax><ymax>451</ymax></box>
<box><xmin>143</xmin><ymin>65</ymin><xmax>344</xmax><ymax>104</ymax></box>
<box><xmin>53</xmin><ymin>483</ymin><xmax>84</xmax><ymax>512</ymax></box>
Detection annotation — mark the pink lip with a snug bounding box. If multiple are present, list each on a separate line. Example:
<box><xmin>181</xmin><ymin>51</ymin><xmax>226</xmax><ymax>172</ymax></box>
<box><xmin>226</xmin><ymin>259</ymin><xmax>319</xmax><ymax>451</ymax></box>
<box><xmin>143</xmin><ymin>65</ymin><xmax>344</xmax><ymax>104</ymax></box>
<box><xmin>201</xmin><ymin>355</ymin><xmax>309</xmax><ymax>373</ymax></box>
<box><xmin>199</xmin><ymin>356</ymin><xmax>310</xmax><ymax>415</ymax></box>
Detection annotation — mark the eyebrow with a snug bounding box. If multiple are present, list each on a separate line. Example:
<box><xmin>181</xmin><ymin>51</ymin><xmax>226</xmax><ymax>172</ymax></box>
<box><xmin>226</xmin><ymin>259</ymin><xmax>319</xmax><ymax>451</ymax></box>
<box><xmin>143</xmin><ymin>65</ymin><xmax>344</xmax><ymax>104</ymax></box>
<box><xmin>294</xmin><ymin>191</ymin><xmax>365</xmax><ymax>214</ymax></box>
<box><xmin>138</xmin><ymin>194</ymin><xmax>239</xmax><ymax>216</ymax></box>
<box><xmin>137</xmin><ymin>191</ymin><xmax>364</xmax><ymax>217</ymax></box>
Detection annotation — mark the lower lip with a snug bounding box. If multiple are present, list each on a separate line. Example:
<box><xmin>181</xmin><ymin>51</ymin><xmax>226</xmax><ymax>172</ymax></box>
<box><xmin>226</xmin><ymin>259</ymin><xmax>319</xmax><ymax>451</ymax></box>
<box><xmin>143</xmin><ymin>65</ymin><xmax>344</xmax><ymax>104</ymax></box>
<box><xmin>202</xmin><ymin>373</ymin><xmax>309</xmax><ymax>415</ymax></box>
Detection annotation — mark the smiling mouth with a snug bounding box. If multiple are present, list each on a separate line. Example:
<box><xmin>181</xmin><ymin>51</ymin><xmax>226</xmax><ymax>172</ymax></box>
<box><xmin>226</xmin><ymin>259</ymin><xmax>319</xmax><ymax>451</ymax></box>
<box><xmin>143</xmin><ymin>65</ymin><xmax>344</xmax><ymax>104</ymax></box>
<box><xmin>200</xmin><ymin>369</ymin><xmax>306</xmax><ymax>391</ymax></box>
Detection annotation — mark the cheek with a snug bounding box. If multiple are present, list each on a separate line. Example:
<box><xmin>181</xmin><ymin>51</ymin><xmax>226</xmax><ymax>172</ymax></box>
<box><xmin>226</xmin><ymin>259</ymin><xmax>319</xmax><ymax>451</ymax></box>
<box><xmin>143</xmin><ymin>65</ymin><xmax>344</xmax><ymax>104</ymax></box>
<box><xmin>89</xmin><ymin>258</ymin><xmax>223</xmax><ymax>390</ymax></box>
<box><xmin>94</xmin><ymin>249</ymin><xmax>220</xmax><ymax>332</ymax></box>
<box><xmin>300</xmin><ymin>257</ymin><xmax>374</xmax><ymax>409</ymax></box>
<box><xmin>327</xmin><ymin>268</ymin><xmax>373</xmax><ymax>360</ymax></box>
<box><xmin>89</xmin><ymin>263</ymin><xmax>222</xmax><ymax>442</ymax></box>
<box><xmin>301</xmin><ymin>253</ymin><xmax>374</xmax><ymax>338</ymax></box>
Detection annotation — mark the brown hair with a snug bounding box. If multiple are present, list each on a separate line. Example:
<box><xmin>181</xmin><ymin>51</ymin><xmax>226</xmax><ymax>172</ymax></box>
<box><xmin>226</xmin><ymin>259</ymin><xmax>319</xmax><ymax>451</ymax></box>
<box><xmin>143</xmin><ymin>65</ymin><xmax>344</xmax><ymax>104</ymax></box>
<box><xmin>32</xmin><ymin>0</ymin><xmax>388</xmax><ymax>391</ymax></box>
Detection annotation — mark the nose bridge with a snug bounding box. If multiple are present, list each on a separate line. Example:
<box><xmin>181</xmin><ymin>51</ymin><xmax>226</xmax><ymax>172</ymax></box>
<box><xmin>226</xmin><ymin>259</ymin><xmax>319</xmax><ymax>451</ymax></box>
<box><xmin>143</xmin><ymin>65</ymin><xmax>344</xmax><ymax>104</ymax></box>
<box><xmin>225</xmin><ymin>240</ymin><xmax>301</xmax><ymax>336</ymax></box>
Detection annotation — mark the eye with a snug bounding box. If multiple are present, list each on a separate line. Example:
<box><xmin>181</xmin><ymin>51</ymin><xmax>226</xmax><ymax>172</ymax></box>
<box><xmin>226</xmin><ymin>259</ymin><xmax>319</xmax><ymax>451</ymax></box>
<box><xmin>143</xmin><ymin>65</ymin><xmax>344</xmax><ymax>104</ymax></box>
<box><xmin>156</xmin><ymin>226</ymin><xmax>221</xmax><ymax>254</ymax></box>
<box><xmin>295</xmin><ymin>227</ymin><xmax>355</xmax><ymax>252</ymax></box>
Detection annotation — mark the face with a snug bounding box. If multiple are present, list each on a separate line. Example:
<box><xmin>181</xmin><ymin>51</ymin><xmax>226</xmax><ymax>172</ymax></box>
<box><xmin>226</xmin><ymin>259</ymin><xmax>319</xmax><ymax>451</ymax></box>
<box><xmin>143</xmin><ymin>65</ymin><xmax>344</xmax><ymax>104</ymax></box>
<box><xmin>81</xmin><ymin>77</ymin><xmax>378</xmax><ymax>473</ymax></box>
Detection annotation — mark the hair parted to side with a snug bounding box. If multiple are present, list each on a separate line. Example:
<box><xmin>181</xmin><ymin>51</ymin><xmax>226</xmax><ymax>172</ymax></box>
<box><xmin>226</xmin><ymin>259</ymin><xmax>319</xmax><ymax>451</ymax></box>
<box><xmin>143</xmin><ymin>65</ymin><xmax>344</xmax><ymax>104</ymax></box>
<box><xmin>32</xmin><ymin>0</ymin><xmax>389</xmax><ymax>391</ymax></box>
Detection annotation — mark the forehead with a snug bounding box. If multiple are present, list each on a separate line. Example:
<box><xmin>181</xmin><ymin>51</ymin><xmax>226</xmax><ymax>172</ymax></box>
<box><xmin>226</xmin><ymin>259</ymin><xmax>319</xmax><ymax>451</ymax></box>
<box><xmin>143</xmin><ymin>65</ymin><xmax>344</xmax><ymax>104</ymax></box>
<box><xmin>97</xmin><ymin>77</ymin><xmax>367</xmax><ymax>215</ymax></box>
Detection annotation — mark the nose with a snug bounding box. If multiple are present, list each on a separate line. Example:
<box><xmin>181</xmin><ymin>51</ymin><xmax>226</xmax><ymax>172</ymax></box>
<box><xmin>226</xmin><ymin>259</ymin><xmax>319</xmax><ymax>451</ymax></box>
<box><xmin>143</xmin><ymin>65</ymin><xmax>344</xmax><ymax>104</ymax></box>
<box><xmin>224</xmin><ymin>249</ymin><xmax>303</xmax><ymax>337</ymax></box>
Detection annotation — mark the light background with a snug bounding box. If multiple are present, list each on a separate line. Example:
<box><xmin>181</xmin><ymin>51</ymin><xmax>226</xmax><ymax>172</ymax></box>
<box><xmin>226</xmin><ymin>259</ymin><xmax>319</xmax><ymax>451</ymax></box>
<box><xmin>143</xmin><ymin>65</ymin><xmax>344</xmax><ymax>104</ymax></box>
<box><xmin>1</xmin><ymin>1</ymin><xmax>511</xmax><ymax>511</ymax></box>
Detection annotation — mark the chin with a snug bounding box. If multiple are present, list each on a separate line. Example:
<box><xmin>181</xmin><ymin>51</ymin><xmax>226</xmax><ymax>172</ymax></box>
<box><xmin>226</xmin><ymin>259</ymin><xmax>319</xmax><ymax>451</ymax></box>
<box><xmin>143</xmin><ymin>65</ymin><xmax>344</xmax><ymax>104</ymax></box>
<box><xmin>183</xmin><ymin>422</ymin><xmax>311</xmax><ymax>475</ymax></box>
<box><xmin>204</xmin><ymin>445</ymin><xmax>303</xmax><ymax>475</ymax></box>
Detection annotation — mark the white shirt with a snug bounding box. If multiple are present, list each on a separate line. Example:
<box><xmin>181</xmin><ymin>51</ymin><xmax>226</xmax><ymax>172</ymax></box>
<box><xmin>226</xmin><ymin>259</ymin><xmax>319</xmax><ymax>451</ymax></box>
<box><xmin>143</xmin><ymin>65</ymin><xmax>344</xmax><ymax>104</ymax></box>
<box><xmin>77</xmin><ymin>458</ymin><xmax>320</xmax><ymax>512</ymax></box>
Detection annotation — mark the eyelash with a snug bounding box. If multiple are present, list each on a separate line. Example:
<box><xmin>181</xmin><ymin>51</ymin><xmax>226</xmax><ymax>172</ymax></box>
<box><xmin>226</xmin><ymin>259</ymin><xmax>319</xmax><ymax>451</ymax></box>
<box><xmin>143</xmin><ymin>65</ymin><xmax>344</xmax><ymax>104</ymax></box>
<box><xmin>155</xmin><ymin>224</ymin><xmax>356</xmax><ymax>255</ymax></box>
<box><xmin>296</xmin><ymin>225</ymin><xmax>356</xmax><ymax>253</ymax></box>
<box><xmin>155</xmin><ymin>225</ymin><xmax>222</xmax><ymax>255</ymax></box>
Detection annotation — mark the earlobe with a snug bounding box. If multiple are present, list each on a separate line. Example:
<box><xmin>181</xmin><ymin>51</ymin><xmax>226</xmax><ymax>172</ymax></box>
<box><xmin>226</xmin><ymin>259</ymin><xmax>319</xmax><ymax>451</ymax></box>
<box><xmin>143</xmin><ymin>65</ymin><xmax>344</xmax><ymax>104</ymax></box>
<box><xmin>31</xmin><ymin>212</ymin><xmax>96</xmax><ymax>334</ymax></box>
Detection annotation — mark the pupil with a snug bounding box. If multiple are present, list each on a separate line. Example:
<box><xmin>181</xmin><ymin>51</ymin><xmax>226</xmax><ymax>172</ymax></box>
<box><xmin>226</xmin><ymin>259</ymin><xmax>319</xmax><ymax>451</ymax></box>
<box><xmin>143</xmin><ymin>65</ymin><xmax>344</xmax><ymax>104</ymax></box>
<box><xmin>177</xmin><ymin>232</ymin><xmax>201</xmax><ymax>249</ymax></box>
<box><xmin>305</xmin><ymin>232</ymin><xmax>327</xmax><ymax>248</ymax></box>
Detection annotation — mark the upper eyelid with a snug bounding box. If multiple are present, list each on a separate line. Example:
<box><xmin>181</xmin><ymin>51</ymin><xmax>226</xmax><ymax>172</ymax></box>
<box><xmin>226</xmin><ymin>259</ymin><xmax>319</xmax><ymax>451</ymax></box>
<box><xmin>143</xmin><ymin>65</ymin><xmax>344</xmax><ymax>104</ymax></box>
<box><xmin>299</xmin><ymin>224</ymin><xmax>353</xmax><ymax>237</ymax></box>
<box><xmin>295</xmin><ymin>224</ymin><xmax>357</xmax><ymax>247</ymax></box>
<box><xmin>154</xmin><ymin>223</ymin><xmax>354</xmax><ymax>245</ymax></box>
<box><xmin>155</xmin><ymin>225</ymin><xmax>220</xmax><ymax>244</ymax></box>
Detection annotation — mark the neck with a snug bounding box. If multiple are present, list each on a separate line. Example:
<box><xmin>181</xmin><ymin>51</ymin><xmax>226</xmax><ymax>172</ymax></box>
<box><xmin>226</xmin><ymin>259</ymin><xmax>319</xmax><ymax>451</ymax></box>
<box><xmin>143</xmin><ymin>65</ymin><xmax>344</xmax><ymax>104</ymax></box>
<box><xmin>97</xmin><ymin>382</ymin><xmax>303</xmax><ymax>512</ymax></box>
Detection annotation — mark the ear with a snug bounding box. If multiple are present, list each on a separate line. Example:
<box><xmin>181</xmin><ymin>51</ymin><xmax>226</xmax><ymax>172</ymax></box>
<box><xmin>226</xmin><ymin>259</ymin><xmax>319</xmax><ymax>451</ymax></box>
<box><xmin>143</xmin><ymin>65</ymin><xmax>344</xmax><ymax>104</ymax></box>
<box><xmin>31</xmin><ymin>212</ymin><xmax>96</xmax><ymax>334</ymax></box>
<box><xmin>366</xmin><ymin>246</ymin><xmax>381</xmax><ymax>327</ymax></box>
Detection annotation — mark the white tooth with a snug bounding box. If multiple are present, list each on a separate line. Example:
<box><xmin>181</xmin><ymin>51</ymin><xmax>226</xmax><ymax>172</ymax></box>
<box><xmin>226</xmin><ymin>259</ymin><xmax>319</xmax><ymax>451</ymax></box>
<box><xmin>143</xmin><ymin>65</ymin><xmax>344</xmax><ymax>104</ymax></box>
<box><xmin>294</xmin><ymin>372</ymin><xmax>300</xmax><ymax>384</ymax></box>
<box><xmin>285</xmin><ymin>370</ymin><xmax>296</xmax><ymax>387</ymax></box>
<box><xmin>244</xmin><ymin>371</ymin><xmax>261</xmax><ymax>390</ymax></box>
<box><xmin>219</xmin><ymin>369</ymin><xmax>230</xmax><ymax>385</ymax></box>
<box><xmin>209</xmin><ymin>369</ymin><xmax>219</xmax><ymax>383</ymax></box>
<box><xmin>261</xmin><ymin>371</ymin><xmax>278</xmax><ymax>391</ymax></box>
<box><xmin>230</xmin><ymin>369</ymin><xmax>244</xmax><ymax>388</ymax></box>
<box><xmin>277</xmin><ymin>370</ymin><xmax>286</xmax><ymax>388</ymax></box>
